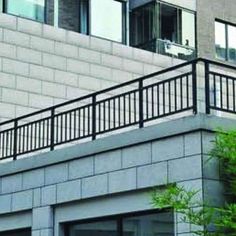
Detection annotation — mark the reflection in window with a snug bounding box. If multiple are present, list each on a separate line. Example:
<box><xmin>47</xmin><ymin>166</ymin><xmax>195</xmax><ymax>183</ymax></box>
<box><xmin>67</xmin><ymin>211</ymin><xmax>174</xmax><ymax>236</ymax></box>
<box><xmin>56</xmin><ymin>0</ymin><xmax>88</xmax><ymax>33</ymax></box>
<box><xmin>181</xmin><ymin>11</ymin><xmax>195</xmax><ymax>47</ymax></box>
<box><xmin>160</xmin><ymin>4</ymin><xmax>178</xmax><ymax>43</ymax></box>
<box><xmin>215</xmin><ymin>21</ymin><xmax>226</xmax><ymax>60</ymax></box>
<box><xmin>91</xmin><ymin>0</ymin><xmax>125</xmax><ymax>42</ymax></box>
<box><xmin>130</xmin><ymin>2</ymin><xmax>158</xmax><ymax>47</ymax></box>
<box><xmin>68</xmin><ymin>220</ymin><xmax>118</xmax><ymax>236</ymax></box>
<box><xmin>4</xmin><ymin>0</ymin><xmax>45</xmax><ymax>22</ymax></box>
<box><xmin>228</xmin><ymin>25</ymin><xmax>236</xmax><ymax>62</ymax></box>
<box><xmin>123</xmin><ymin>212</ymin><xmax>174</xmax><ymax>236</ymax></box>
<box><xmin>130</xmin><ymin>2</ymin><xmax>196</xmax><ymax>60</ymax></box>
<box><xmin>215</xmin><ymin>21</ymin><xmax>236</xmax><ymax>63</ymax></box>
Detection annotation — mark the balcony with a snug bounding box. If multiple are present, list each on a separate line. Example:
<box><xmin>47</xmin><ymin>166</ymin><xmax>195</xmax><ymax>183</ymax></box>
<box><xmin>134</xmin><ymin>38</ymin><xmax>196</xmax><ymax>61</ymax></box>
<box><xmin>0</xmin><ymin>58</ymin><xmax>236</xmax><ymax>161</ymax></box>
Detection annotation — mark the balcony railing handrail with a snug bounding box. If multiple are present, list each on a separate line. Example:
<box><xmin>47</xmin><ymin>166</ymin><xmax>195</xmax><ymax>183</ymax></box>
<box><xmin>156</xmin><ymin>38</ymin><xmax>196</xmax><ymax>50</ymax></box>
<box><xmin>0</xmin><ymin>57</ymin><xmax>198</xmax><ymax>127</ymax></box>
<box><xmin>1</xmin><ymin>57</ymin><xmax>236</xmax><ymax>161</ymax></box>
<box><xmin>1</xmin><ymin>57</ymin><xmax>236</xmax><ymax>127</ymax></box>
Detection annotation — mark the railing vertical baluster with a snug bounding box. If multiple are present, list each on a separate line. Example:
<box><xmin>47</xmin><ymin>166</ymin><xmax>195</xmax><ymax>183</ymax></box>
<box><xmin>92</xmin><ymin>95</ymin><xmax>96</xmax><ymax>140</ymax></box>
<box><xmin>192</xmin><ymin>61</ymin><xmax>198</xmax><ymax>114</ymax></box>
<box><xmin>13</xmin><ymin>119</ymin><xmax>18</xmax><ymax>160</ymax></box>
<box><xmin>204</xmin><ymin>61</ymin><xmax>210</xmax><ymax>114</ymax></box>
<box><xmin>233</xmin><ymin>80</ymin><xmax>235</xmax><ymax>112</ymax></box>
<box><xmin>50</xmin><ymin>108</ymin><xmax>55</xmax><ymax>151</ymax></box>
<box><xmin>139</xmin><ymin>80</ymin><xmax>144</xmax><ymax>128</ymax></box>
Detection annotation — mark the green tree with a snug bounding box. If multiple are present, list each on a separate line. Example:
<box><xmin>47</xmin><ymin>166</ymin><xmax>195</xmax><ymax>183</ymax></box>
<box><xmin>152</xmin><ymin>130</ymin><xmax>236</xmax><ymax>235</ymax></box>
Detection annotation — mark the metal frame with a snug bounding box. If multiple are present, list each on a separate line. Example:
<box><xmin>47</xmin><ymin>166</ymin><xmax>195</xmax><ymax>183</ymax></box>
<box><xmin>0</xmin><ymin>58</ymin><xmax>236</xmax><ymax>161</ymax></box>
<box><xmin>215</xmin><ymin>18</ymin><xmax>236</xmax><ymax>63</ymax></box>
<box><xmin>0</xmin><ymin>228</ymin><xmax>31</xmax><ymax>236</ymax></box>
<box><xmin>63</xmin><ymin>208</ymin><xmax>173</xmax><ymax>236</ymax></box>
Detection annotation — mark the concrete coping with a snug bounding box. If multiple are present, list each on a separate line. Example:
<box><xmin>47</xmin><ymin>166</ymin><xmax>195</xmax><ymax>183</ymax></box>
<box><xmin>0</xmin><ymin>113</ymin><xmax>235</xmax><ymax>177</ymax></box>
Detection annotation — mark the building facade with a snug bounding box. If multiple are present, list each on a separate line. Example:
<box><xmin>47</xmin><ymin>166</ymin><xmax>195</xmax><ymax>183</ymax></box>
<box><xmin>0</xmin><ymin>0</ymin><xmax>236</xmax><ymax>236</ymax></box>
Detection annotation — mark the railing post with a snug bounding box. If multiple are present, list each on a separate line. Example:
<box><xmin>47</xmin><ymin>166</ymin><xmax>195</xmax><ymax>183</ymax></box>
<box><xmin>13</xmin><ymin>119</ymin><xmax>18</xmax><ymax>160</ymax></box>
<box><xmin>192</xmin><ymin>61</ymin><xmax>197</xmax><ymax>114</ymax></box>
<box><xmin>205</xmin><ymin>61</ymin><xmax>210</xmax><ymax>114</ymax></box>
<box><xmin>50</xmin><ymin>108</ymin><xmax>55</xmax><ymax>151</ymax></box>
<box><xmin>92</xmin><ymin>95</ymin><xmax>96</xmax><ymax>140</ymax></box>
<box><xmin>139</xmin><ymin>79</ymin><xmax>144</xmax><ymax>128</ymax></box>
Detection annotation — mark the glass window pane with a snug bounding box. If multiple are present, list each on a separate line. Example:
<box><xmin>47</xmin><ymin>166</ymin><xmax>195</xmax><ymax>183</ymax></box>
<box><xmin>123</xmin><ymin>212</ymin><xmax>174</xmax><ymax>236</ymax></box>
<box><xmin>228</xmin><ymin>25</ymin><xmax>236</xmax><ymax>62</ymax></box>
<box><xmin>69</xmin><ymin>220</ymin><xmax>118</xmax><ymax>236</ymax></box>
<box><xmin>215</xmin><ymin>21</ymin><xmax>226</xmax><ymax>60</ymax></box>
<box><xmin>130</xmin><ymin>2</ymin><xmax>157</xmax><ymax>49</ymax></box>
<box><xmin>181</xmin><ymin>11</ymin><xmax>195</xmax><ymax>47</ymax></box>
<box><xmin>5</xmin><ymin>0</ymin><xmax>45</xmax><ymax>22</ymax></box>
<box><xmin>58</xmin><ymin>0</ymin><xmax>80</xmax><ymax>32</ymax></box>
<box><xmin>0</xmin><ymin>229</ymin><xmax>31</xmax><ymax>236</ymax></box>
<box><xmin>91</xmin><ymin>0</ymin><xmax>123</xmax><ymax>42</ymax></box>
<box><xmin>161</xmin><ymin>4</ymin><xmax>178</xmax><ymax>43</ymax></box>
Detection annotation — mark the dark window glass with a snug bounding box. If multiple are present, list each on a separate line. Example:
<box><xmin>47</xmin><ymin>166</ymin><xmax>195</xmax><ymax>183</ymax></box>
<box><xmin>130</xmin><ymin>2</ymin><xmax>196</xmax><ymax>60</ymax></box>
<box><xmin>4</xmin><ymin>0</ymin><xmax>45</xmax><ymax>22</ymax></box>
<box><xmin>57</xmin><ymin>0</ymin><xmax>88</xmax><ymax>34</ymax></box>
<box><xmin>0</xmin><ymin>229</ymin><xmax>31</xmax><ymax>236</ymax></box>
<box><xmin>130</xmin><ymin>2</ymin><xmax>158</xmax><ymax>47</ymax></box>
<box><xmin>215</xmin><ymin>21</ymin><xmax>227</xmax><ymax>60</ymax></box>
<box><xmin>67</xmin><ymin>211</ymin><xmax>174</xmax><ymax>236</ymax></box>
<box><xmin>160</xmin><ymin>4</ymin><xmax>178</xmax><ymax>43</ymax></box>
<box><xmin>68</xmin><ymin>220</ymin><xmax>118</xmax><ymax>236</ymax></box>
<box><xmin>91</xmin><ymin>0</ymin><xmax>125</xmax><ymax>42</ymax></box>
<box><xmin>228</xmin><ymin>25</ymin><xmax>236</xmax><ymax>62</ymax></box>
<box><xmin>123</xmin><ymin>212</ymin><xmax>174</xmax><ymax>236</ymax></box>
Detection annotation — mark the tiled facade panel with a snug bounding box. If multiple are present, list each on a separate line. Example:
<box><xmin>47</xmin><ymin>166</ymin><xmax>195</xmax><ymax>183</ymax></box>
<box><xmin>0</xmin><ymin>114</ymin><xmax>227</xmax><ymax>236</ymax></box>
<box><xmin>0</xmin><ymin>13</ymin><xmax>184</xmax><ymax>124</ymax></box>
<box><xmin>0</xmin><ymin>131</ymin><xmax>208</xmax><ymax>212</ymax></box>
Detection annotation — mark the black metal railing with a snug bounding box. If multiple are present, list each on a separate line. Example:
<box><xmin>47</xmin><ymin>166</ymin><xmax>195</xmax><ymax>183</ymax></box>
<box><xmin>0</xmin><ymin>58</ymin><xmax>236</xmax><ymax>161</ymax></box>
<box><xmin>205</xmin><ymin>60</ymin><xmax>236</xmax><ymax>115</ymax></box>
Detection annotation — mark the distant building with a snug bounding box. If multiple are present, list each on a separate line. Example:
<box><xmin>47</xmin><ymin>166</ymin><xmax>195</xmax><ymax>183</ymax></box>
<box><xmin>0</xmin><ymin>1</ymin><xmax>235</xmax><ymax>236</ymax></box>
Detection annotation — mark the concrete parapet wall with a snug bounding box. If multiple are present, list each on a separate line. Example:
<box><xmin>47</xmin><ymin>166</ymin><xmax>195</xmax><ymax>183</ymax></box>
<box><xmin>0</xmin><ymin>114</ymin><xmax>232</xmax><ymax>235</ymax></box>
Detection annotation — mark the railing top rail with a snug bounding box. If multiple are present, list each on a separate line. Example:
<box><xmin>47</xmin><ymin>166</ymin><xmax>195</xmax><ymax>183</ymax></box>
<box><xmin>0</xmin><ymin>57</ymin><xmax>236</xmax><ymax>127</ymax></box>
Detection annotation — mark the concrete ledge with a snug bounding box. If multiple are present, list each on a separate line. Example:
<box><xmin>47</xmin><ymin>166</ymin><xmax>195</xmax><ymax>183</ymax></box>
<box><xmin>0</xmin><ymin>113</ymin><xmax>235</xmax><ymax>177</ymax></box>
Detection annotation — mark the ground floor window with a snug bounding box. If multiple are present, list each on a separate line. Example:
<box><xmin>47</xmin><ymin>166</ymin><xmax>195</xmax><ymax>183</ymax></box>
<box><xmin>4</xmin><ymin>0</ymin><xmax>45</xmax><ymax>22</ymax></box>
<box><xmin>65</xmin><ymin>210</ymin><xmax>174</xmax><ymax>236</ymax></box>
<box><xmin>0</xmin><ymin>228</ymin><xmax>31</xmax><ymax>236</ymax></box>
<box><xmin>215</xmin><ymin>20</ymin><xmax>236</xmax><ymax>63</ymax></box>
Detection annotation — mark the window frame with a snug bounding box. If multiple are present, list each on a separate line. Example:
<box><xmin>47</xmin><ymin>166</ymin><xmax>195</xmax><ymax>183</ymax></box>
<box><xmin>3</xmin><ymin>0</ymin><xmax>47</xmax><ymax>23</ymax></box>
<box><xmin>215</xmin><ymin>19</ymin><xmax>236</xmax><ymax>63</ymax></box>
<box><xmin>130</xmin><ymin>0</ymin><xmax>197</xmax><ymax>49</ymax></box>
<box><xmin>0</xmin><ymin>228</ymin><xmax>31</xmax><ymax>236</ymax></box>
<box><xmin>63</xmin><ymin>209</ymin><xmax>173</xmax><ymax>236</ymax></box>
<box><xmin>88</xmin><ymin>0</ymin><xmax>127</xmax><ymax>44</ymax></box>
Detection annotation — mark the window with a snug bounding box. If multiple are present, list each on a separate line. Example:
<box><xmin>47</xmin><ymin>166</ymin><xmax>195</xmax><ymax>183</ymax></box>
<box><xmin>215</xmin><ymin>20</ymin><xmax>236</xmax><ymax>63</ymax></box>
<box><xmin>56</xmin><ymin>0</ymin><xmax>88</xmax><ymax>34</ymax></box>
<box><xmin>91</xmin><ymin>0</ymin><xmax>125</xmax><ymax>43</ymax></box>
<box><xmin>66</xmin><ymin>211</ymin><xmax>174</xmax><ymax>236</ymax></box>
<box><xmin>130</xmin><ymin>1</ymin><xmax>196</xmax><ymax>60</ymax></box>
<box><xmin>4</xmin><ymin>0</ymin><xmax>45</xmax><ymax>22</ymax></box>
<box><xmin>130</xmin><ymin>2</ymin><xmax>157</xmax><ymax>49</ymax></box>
<box><xmin>0</xmin><ymin>229</ymin><xmax>31</xmax><ymax>236</ymax></box>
